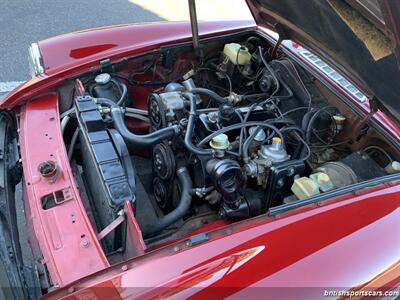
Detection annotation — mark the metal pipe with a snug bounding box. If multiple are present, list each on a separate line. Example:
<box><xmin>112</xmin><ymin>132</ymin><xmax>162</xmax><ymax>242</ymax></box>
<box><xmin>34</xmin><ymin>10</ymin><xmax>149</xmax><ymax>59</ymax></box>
<box><xmin>61</xmin><ymin>115</ymin><xmax>70</xmax><ymax>134</ymax></box>
<box><xmin>188</xmin><ymin>0</ymin><xmax>202</xmax><ymax>60</ymax></box>
<box><xmin>68</xmin><ymin>128</ymin><xmax>80</xmax><ymax>160</ymax></box>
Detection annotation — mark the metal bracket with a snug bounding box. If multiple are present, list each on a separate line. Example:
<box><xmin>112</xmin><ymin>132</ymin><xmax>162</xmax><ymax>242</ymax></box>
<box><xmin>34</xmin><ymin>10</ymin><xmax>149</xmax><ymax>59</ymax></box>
<box><xmin>96</xmin><ymin>210</ymin><xmax>125</xmax><ymax>241</ymax></box>
<box><xmin>353</xmin><ymin>96</ymin><xmax>379</xmax><ymax>140</ymax></box>
<box><xmin>99</xmin><ymin>58</ymin><xmax>111</xmax><ymax>69</ymax></box>
<box><xmin>369</xmin><ymin>96</ymin><xmax>379</xmax><ymax>116</ymax></box>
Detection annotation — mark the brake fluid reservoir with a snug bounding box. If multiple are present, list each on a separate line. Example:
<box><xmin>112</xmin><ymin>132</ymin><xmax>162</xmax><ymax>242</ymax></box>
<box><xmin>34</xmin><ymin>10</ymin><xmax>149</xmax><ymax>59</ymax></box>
<box><xmin>223</xmin><ymin>43</ymin><xmax>251</xmax><ymax>65</ymax></box>
<box><xmin>291</xmin><ymin>176</ymin><xmax>320</xmax><ymax>200</ymax></box>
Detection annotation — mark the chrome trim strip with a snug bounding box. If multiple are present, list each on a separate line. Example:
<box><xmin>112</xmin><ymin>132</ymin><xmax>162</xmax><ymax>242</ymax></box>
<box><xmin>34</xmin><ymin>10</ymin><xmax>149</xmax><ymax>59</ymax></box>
<box><xmin>28</xmin><ymin>43</ymin><xmax>45</xmax><ymax>76</ymax></box>
<box><xmin>299</xmin><ymin>50</ymin><xmax>367</xmax><ymax>103</ymax></box>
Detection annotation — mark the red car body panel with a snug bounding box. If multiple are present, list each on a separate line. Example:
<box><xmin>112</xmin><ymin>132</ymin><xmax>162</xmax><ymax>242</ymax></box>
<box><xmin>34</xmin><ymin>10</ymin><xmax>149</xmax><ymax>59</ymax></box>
<box><xmin>1</xmin><ymin>20</ymin><xmax>255</xmax><ymax>109</ymax></box>
<box><xmin>5</xmin><ymin>19</ymin><xmax>399</xmax><ymax>299</ymax></box>
<box><xmin>44</xmin><ymin>184</ymin><xmax>400</xmax><ymax>299</ymax></box>
<box><xmin>39</xmin><ymin>21</ymin><xmax>254</xmax><ymax>75</ymax></box>
<box><xmin>20</xmin><ymin>94</ymin><xmax>110</xmax><ymax>286</ymax></box>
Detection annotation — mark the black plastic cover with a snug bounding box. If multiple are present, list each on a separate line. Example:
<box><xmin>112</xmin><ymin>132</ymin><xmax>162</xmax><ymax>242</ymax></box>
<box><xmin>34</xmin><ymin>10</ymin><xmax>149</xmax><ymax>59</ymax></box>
<box><xmin>265</xmin><ymin>159</ymin><xmax>305</xmax><ymax>209</ymax></box>
<box><xmin>340</xmin><ymin>150</ymin><xmax>386</xmax><ymax>182</ymax></box>
<box><xmin>75</xmin><ymin>95</ymin><xmax>134</xmax><ymax>210</ymax></box>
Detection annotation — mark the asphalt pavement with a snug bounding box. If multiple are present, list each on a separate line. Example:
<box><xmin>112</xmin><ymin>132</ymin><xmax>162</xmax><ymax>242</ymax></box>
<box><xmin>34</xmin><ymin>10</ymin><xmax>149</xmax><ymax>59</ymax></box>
<box><xmin>0</xmin><ymin>0</ymin><xmax>164</xmax><ymax>83</ymax></box>
<box><xmin>0</xmin><ymin>0</ymin><xmax>251</xmax><ymax>86</ymax></box>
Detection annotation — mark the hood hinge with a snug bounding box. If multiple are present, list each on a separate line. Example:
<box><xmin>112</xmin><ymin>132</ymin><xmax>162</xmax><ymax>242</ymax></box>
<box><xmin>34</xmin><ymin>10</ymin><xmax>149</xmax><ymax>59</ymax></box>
<box><xmin>354</xmin><ymin>96</ymin><xmax>379</xmax><ymax>140</ymax></box>
<box><xmin>369</xmin><ymin>96</ymin><xmax>379</xmax><ymax>115</ymax></box>
<box><xmin>271</xmin><ymin>23</ymin><xmax>290</xmax><ymax>59</ymax></box>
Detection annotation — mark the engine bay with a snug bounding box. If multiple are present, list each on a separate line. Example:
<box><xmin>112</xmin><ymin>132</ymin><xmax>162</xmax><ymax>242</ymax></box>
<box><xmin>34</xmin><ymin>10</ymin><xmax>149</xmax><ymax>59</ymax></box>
<box><xmin>59</xmin><ymin>32</ymin><xmax>400</xmax><ymax>259</ymax></box>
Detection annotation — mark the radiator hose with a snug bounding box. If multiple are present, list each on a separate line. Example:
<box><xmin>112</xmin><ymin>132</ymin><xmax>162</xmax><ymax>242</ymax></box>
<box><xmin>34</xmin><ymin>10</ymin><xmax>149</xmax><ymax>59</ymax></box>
<box><xmin>95</xmin><ymin>98</ymin><xmax>179</xmax><ymax>146</ymax></box>
<box><xmin>110</xmin><ymin>107</ymin><xmax>179</xmax><ymax>146</ymax></box>
<box><xmin>189</xmin><ymin>88</ymin><xmax>228</xmax><ymax>104</ymax></box>
<box><xmin>145</xmin><ymin>167</ymin><xmax>193</xmax><ymax>237</ymax></box>
<box><xmin>183</xmin><ymin>93</ymin><xmax>214</xmax><ymax>156</ymax></box>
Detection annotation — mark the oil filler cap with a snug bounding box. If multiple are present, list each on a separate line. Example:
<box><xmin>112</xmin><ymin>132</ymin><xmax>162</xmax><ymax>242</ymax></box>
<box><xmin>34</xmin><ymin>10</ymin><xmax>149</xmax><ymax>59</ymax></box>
<box><xmin>210</xmin><ymin>134</ymin><xmax>230</xmax><ymax>150</ymax></box>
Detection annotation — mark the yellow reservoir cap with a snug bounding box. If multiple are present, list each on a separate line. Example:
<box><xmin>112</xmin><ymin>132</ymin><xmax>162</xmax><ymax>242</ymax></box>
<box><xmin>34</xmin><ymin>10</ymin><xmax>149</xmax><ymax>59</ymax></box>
<box><xmin>272</xmin><ymin>137</ymin><xmax>281</xmax><ymax>143</ymax></box>
<box><xmin>291</xmin><ymin>176</ymin><xmax>320</xmax><ymax>200</ymax></box>
<box><xmin>317</xmin><ymin>173</ymin><xmax>330</xmax><ymax>184</ymax></box>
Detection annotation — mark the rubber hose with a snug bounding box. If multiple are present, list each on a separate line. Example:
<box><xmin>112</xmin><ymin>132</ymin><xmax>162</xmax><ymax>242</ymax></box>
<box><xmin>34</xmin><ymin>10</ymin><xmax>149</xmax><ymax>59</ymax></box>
<box><xmin>111</xmin><ymin>107</ymin><xmax>179</xmax><ymax>146</ymax></box>
<box><xmin>184</xmin><ymin>93</ymin><xmax>214</xmax><ymax>156</ymax></box>
<box><xmin>189</xmin><ymin>88</ymin><xmax>227</xmax><ymax>104</ymax></box>
<box><xmin>145</xmin><ymin>167</ymin><xmax>193</xmax><ymax>237</ymax></box>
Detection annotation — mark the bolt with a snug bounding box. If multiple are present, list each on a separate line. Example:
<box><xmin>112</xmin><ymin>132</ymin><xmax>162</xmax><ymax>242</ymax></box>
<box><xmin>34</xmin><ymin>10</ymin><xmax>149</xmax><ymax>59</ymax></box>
<box><xmin>287</xmin><ymin>167</ymin><xmax>295</xmax><ymax>176</ymax></box>
<box><xmin>121</xmin><ymin>265</ymin><xmax>128</xmax><ymax>271</ymax></box>
<box><xmin>81</xmin><ymin>238</ymin><xmax>90</xmax><ymax>248</ymax></box>
<box><xmin>8</xmin><ymin>246</ymin><xmax>14</xmax><ymax>258</ymax></box>
<box><xmin>277</xmin><ymin>178</ymin><xmax>285</xmax><ymax>188</ymax></box>
<box><xmin>179</xmin><ymin>118</ymin><xmax>188</xmax><ymax>127</ymax></box>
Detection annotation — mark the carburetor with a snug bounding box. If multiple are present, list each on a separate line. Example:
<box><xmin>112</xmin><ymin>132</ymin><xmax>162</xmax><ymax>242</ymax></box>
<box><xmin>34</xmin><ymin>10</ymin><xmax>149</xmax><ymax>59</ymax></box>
<box><xmin>245</xmin><ymin>136</ymin><xmax>290</xmax><ymax>187</ymax></box>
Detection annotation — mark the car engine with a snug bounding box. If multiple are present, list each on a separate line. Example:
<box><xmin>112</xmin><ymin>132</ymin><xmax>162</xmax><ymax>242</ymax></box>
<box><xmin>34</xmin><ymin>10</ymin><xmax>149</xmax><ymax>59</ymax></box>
<box><xmin>63</xmin><ymin>37</ymin><xmax>399</xmax><ymax>252</ymax></box>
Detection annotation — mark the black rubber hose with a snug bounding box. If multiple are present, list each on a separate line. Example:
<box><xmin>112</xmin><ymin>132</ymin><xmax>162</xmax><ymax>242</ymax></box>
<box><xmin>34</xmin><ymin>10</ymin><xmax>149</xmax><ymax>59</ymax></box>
<box><xmin>111</xmin><ymin>107</ymin><xmax>179</xmax><ymax>146</ymax></box>
<box><xmin>145</xmin><ymin>167</ymin><xmax>193</xmax><ymax>237</ymax></box>
<box><xmin>302</xmin><ymin>110</ymin><xmax>316</xmax><ymax>131</ymax></box>
<box><xmin>280</xmin><ymin>125</ymin><xmax>304</xmax><ymax>136</ymax></box>
<box><xmin>281</xmin><ymin>126</ymin><xmax>306</xmax><ymax>160</ymax></box>
<box><xmin>284</xmin><ymin>128</ymin><xmax>312</xmax><ymax>162</ymax></box>
<box><xmin>305</xmin><ymin>107</ymin><xmax>337</xmax><ymax>143</ymax></box>
<box><xmin>197</xmin><ymin>121</ymin><xmax>284</xmax><ymax>148</ymax></box>
<box><xmin>241</xmin><ymin>122</ymin><xmax>284</xmax><ymax>163</ymax></box>
<box><xmin>189</xmin><ymin>88</ymin><xmax>228</xmax><ymax>104</ymax></box>
<box><xmin>183</xmin><ymin>93</ymin><xmax>214</xmax><ymax>156</ymax></box>
<box><xmin>259</xmin><ymin>46</ymin><xmax>280</xmax><ymax>97</ymax></box>
<box><xmin>95</xmin><ymin>97</ymin><xmax>119</xmax><ymax>107</ymax></box>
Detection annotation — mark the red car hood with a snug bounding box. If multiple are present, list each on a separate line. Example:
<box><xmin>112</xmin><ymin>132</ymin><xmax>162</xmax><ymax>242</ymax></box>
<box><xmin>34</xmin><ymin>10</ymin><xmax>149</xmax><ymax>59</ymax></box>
<box><xmin>0</xmin><ymin>20</ymin><xmax>255</xmax><ymax>109</ymax></box>
<box><xmin>246</xmin><ymin>0</ymin><xmax>400</xmax><ymax>125</ymax></box>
